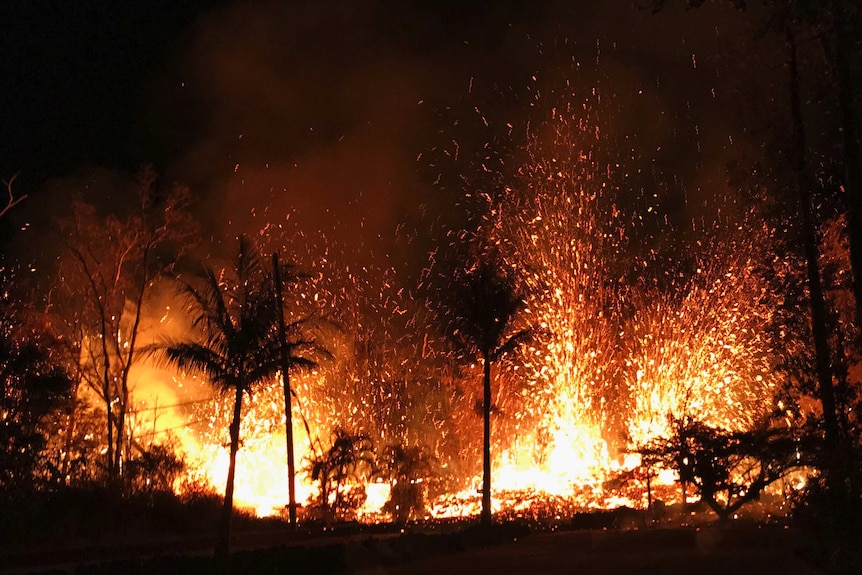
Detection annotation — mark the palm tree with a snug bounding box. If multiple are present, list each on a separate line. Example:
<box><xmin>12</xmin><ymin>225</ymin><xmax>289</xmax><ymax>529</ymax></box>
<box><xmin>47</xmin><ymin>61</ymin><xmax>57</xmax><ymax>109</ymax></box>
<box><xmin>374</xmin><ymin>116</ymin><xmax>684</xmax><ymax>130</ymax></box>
<box><xmin>156</xmin><ymin>236</ymin><xmax>278</xmax><ymax>557</ymax></box>
<box><xmin>305</xmin><ymin>428</ymin><xmax>376</xmax><ymax>520</ymax></box>
<box><xmin>378</xmin><ymin>444</ymin><xmax>436</xmax><ymax>522</ymax></box>
<box><xmin>444</xmin><ymin>252</ymin><xmax>530</xmax><ymax>526</ymax></box>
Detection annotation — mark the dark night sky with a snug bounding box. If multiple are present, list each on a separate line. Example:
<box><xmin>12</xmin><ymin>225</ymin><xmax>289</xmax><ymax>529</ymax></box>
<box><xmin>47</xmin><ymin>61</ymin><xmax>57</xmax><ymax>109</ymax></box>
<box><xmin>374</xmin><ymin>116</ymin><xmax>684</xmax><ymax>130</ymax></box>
<box><xmin>1</xmin><ymin>0</ymin><xmax>788</xmax><ymax>267</ymax></box>
<box><xmin>1</xmin><ymin>2</ymin><xmax>221</xmax><ymax>178</ymax></box>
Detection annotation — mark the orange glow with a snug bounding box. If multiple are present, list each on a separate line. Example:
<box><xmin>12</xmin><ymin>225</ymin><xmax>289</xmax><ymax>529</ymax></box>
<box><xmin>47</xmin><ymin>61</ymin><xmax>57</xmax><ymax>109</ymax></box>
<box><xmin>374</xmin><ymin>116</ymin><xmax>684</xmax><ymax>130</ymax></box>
<box><xmin>129</xmin><ymin>99</ymin><xmax>795</xmax><ymax>522</ymax></box>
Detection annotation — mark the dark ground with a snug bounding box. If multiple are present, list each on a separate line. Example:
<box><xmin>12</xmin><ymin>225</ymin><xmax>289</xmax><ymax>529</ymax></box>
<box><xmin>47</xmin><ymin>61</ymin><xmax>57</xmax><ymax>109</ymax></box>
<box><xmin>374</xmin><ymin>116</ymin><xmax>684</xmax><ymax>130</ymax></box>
<box><xmin>366</xmin><ymin>526</ymin><xmax>821</xmax><ymax>575</ymax></box>
<box><xmin>2</xmin><ymin>523</ymin><xmax>832</xmax><ymax>575</ymax></box>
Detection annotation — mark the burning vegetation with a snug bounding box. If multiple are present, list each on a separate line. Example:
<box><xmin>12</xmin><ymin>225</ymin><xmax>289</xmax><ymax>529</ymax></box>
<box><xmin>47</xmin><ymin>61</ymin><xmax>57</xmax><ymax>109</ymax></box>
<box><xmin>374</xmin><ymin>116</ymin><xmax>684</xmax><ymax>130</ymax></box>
<box><xmin>10</xmin><ymin>96</ymin><xmax>823</xmax><ymax>530</ymax></box>
<box><xmin>2</xmin><ymin>3</ymin><xmax>862</xmax><ymax>572</ymax></box>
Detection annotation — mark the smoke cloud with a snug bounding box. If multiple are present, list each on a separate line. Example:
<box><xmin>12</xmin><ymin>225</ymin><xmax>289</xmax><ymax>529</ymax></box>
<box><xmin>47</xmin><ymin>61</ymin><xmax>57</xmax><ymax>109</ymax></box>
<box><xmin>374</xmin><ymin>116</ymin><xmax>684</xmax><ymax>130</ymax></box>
<box><xmin>144</xmin><ymin>0</ymin><xmax>780</xmax><ymax>267</ymax></box>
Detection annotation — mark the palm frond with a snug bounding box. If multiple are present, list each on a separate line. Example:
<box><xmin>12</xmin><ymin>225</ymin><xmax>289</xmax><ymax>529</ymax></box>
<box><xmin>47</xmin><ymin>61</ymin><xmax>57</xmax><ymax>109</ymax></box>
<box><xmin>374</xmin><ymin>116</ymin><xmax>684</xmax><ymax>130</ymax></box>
<box><xmin>491</xmin><ymin>328</ymin><xmax>533</xmax><ymax>362</ymax></box>
<box><xmin>161</xmin><ymin>341</ymin><xmax>237</xmax><ymax>391</ymax></box>
<box><xmin>445</xmin><ymin>253</ymin><xmax>525</xmax><ymax>356</ymax></box>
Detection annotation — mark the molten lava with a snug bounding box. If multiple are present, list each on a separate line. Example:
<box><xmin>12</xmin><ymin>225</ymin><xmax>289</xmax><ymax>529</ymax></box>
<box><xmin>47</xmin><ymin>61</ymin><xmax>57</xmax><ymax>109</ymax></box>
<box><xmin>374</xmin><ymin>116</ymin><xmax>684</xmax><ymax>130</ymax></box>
<box><xmin>137</xmin><ymin>93</ymin><xmax>789</xmax><ymax>522</ymax></box>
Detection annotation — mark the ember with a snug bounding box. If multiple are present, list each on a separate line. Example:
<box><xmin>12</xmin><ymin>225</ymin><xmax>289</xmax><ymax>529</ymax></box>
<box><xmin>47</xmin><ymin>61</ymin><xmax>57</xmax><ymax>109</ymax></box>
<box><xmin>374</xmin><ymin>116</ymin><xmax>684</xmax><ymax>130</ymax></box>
<box><xmin>146</xmin><ymin>92</ymin><xmax>792</xmax><ymax>522</ymax></box>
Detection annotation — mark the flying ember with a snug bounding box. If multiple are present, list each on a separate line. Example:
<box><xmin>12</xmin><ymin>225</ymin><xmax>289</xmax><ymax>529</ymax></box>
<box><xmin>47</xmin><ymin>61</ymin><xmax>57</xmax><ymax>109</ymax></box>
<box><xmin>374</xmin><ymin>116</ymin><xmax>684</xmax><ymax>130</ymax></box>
<box><xmin>159</xmin><ymin>88</ymin><xmax>784</xmax><ymax>521</ymax></box>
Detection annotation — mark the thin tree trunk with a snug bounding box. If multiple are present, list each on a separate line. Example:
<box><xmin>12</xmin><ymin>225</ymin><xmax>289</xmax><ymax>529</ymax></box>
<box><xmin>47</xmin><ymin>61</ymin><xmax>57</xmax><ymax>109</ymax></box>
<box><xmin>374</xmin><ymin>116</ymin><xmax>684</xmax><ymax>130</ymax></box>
<box><xmin>829</xmin><ymin>0</ymin><xmax>862</xmax><ymax>335</ymax></box>
<box><xmin>115</xmin><ymin>402</ymin><xmax>126</xmax><ymax>480</ymax></box>
<box><xmin>680</xmin><ymin>479</ymin><xmax>687</xmax><ymax>513</ymax></box>
<box><xmin>320</xmin><ymin>466</ymin><xmax>330</xmax><ymax>513</ymax></box>
<box><xmin>216</xmin><ymin>385</ymin><xmax>244</xmax><ymax>558</ymax></box>
<box><xmin>481</xmin><ymin>351</ymin><xmax>492</xmax><ymax>526</ymax></box>
<box><xmin>787</xmin><ymin>27</ymin><xmax>840</xmax><ymax>454</ymax></box>
<box><xmin>71</xmin><ymin>248</ymin><xmax>117</xmax><ymax>483</ymax></box>
<box><xmin>334</xmin><ymin>472</ymin><xmax>343</xmax><ymax>517</ymax></box>
<box><xmin>646</xmin><ymin>468</ymin><xmax>652</xmax><ymax>514</ymax></box>
<box><xmin>273</xmin><ymin>252</ymin><xmax>298</xmax><ymax>529</ymax></box>
<box><xmin>60</xmin><ymin>394</ymin><xmax>78</xmax><ymax>483</ymax></box>
<box><xmin>114</xmin><ymin>249</ymin><xmax>150</xmax><ymax>482</ymax></box>
<box><xmin>96</xmin><ymin>298</ymin><xmax>116</xmax><ymax>483</ymax></box>
<box><xmin>105</xmin><ymin>390</ymin><xmax>114</xmax><ymax>483</ymax></box>
<box><xmin>100</xmin><ymin>329</ymin><xmax>115</xmax><ymax>483</ymax></box>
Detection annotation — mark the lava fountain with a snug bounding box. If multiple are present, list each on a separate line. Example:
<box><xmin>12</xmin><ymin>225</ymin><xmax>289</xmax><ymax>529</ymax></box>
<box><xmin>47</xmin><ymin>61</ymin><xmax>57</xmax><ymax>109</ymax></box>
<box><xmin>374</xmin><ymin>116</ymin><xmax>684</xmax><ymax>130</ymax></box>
<box><xmin>162</xmin><ymin>92</ymin><xmax>786</xmax><ymax>520</ymax></box>
<box><xmin>457</xmin><ymin>96</ymin><xmax>785</xmax><ymax>511</ymax></box>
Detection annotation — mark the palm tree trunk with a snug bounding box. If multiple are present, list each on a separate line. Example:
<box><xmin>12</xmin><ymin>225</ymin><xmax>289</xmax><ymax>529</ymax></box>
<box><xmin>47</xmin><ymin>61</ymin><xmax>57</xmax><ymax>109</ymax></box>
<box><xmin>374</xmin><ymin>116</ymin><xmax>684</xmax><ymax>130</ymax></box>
<box><xmin>283</xmin><ymin>368</ymin><xmax>298</xmax><ymax>527</ymax></box>
<box><xmin>216</xmin><ymin>385</ymin><xmax>244</xmax><ymax>558</ymax></box>
<box><xmin>481</xmin><ymin>351</ymin><xmax>492</xmax><ymax>526</ymax></box>
<box><xmin>273</xmin><ymin>252</ymin><xmax>298</xmax><ymax>529</ymax></box>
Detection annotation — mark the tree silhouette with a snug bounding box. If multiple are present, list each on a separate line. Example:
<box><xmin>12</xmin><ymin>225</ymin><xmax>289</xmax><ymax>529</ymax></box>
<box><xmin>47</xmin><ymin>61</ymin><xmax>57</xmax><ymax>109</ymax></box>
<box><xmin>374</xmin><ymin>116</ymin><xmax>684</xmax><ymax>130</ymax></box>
<box><xmin>0</xmin><ymin>276</ymin><xmax>71</xmax><ymax>496</ymax></box>
<box><xmin>305</xmin><ymin>428</ymin><xmax>375</xmax><ymax>521</ymax></box>
<box><xmin>56</xmin><ymin>169</ymin><xmax>196</xmax><ymax>484</ymax></box>
<box><xmin>378</xmin><ymin>444</ymin><xmax>436</xmax><ymax>522</ymax></box>
<box><xmin>442</xmin><ymin>251</ymin><xmax>530</xmax><ymax>526</ymax></box>
<box><xmin>154</xmin><ymin>235</ymin><xmax>278</xmax><ymax>557</ymax></box>
<box><xmin>638</xmin><ymin>416</ymin><xmax>806</xmax><ymax>521</ymax></box>
<box><xmin>271</xmin><ymin>251</ymin><xmax>328</xmax><ymax>529</ymax></box>
<box><xmin>646</xmin><ymin>0</ymin><xmax>856</xmax><ymax>491</ymax></box>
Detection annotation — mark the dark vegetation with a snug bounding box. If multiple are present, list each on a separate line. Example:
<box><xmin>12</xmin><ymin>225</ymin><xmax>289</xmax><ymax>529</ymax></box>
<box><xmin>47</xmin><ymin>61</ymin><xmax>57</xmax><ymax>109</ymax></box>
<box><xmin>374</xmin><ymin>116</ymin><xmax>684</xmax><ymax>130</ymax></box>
<box><xmin>4</xmin><ymin>522</ymin><xmax>531</xmax><ymax>575</ymax></box>
<box><xmin>635</xmin><ymin>416</ymin><xmax>808</xmax><ymax>522</ymax></box>
<box><xmin>2</xmin><ymin>0</ymin><xmax>862</xmax><ymax>573</ymax></box>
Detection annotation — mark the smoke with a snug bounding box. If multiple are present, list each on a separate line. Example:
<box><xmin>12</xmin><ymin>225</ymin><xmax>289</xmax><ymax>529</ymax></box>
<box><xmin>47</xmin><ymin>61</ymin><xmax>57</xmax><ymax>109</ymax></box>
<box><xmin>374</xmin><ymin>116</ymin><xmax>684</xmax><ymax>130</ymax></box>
<box><xmin>86</xmin><ymin>0</ymin><xmax>794</xmax><ymax>511</ymax></box>
<box><xmin>146</xmin><ymin>0</ymin><xmax>779</xmax><ymax>268</ymax></box>
<box><xmin>157</xmin><ymin>0</ymin><xmax>460</xmax><ymax>265</ymax></box>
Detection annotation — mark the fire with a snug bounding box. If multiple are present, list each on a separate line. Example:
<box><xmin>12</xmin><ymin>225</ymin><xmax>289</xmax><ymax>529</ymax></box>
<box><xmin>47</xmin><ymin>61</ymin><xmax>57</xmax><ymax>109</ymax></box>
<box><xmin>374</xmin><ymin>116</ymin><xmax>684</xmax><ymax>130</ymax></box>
<box><xmin>186</xmin><ymin>427</ymin><xmax>318</xmax><ymax>517</ymax></box>
<box><xmin>170</xmin><ymin>368</ymin><xmax>334</xmax><ymax>517</ymax></box>
<box><xmin>625</xmin><ymin>242</ymin><xmax>777</xmax><ymax>446</ymax></box>
<box><xmin>130</xmin><ymin>89</ymin><xmax>792</xmax><ymax>523</ymax></box>
<box><xmin>418</xmin><ymin>95</ymin><xmax>785</xmax><ymax>516</ymax></box>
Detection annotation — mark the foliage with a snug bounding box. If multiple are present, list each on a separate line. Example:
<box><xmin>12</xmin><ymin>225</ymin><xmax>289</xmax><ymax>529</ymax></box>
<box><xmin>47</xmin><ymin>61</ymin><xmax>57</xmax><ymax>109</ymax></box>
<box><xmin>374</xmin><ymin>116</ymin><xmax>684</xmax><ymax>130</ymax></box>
<box><xmin>305</xmin><ymin>428</ymin><xmax>376</xmax><ymax>521</ymax></box>
<box><xmin>0</xmin><ymin>274</ymin><xmax>72</xmax><ymax>497</ymax></box>
<box><xmin>39</xmin><ymin>398</ymin><xmax>106</xmax><ymax>488</ymax></box>
<box><xmin>54</xmin><ymin>167</ymin><xmax>197</xmax><ymax>482</ymax></box>
<box><xmin>377</xmin><ymin>444</ymin><xmax>436</xmax><ymax>522</ymax></box>
<box><xmin>159</xmin><ymin>236</ymin><xmax>278</xmax><ymax>398</ymax></box>
<box><xmin>638</xmin><ymin>416</ymin><xmax>806</xmax><ymax>521</ymax></box>
<box><xmin>124</xmin><ymin>440</ymin><xmax>186</xmax><ymax>496</ymax></box>
<box><xmin>436</xmin><ymin>247</ymin><xmax>530</xmax><ymax>525</ymax></box>
<box><xmin>443</xmin><ymin>252</ymin><xmax>530</xmax><ymax>362</ymax></box>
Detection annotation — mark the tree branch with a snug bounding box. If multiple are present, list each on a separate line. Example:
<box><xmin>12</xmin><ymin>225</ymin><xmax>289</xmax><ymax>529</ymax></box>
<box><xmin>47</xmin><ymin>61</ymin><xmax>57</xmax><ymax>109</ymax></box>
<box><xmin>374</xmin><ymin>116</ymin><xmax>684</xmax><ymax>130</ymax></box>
<box><xmin>0</xmin><ymin>173</ymin><xmax>27</xmax><ymax>219</ymax></box>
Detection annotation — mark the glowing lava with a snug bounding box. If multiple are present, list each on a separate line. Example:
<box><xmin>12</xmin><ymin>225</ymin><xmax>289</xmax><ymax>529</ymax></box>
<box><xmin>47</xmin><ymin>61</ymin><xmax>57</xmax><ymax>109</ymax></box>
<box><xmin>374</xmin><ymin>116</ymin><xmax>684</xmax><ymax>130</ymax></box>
<box><xmin>156</xmin><ymin>91</ymin><xmax>786</xmax><ymax>521</ymax></box>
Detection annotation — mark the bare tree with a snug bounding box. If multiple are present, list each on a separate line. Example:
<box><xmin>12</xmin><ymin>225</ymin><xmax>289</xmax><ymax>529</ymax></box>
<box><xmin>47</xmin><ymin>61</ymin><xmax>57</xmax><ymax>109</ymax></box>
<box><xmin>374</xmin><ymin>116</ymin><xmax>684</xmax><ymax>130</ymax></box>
<box><xmin>56</xmin><ymin>168</ymin><xmax>196</xmax><ymax>484</ymax></box>
<box><xmin>0</xmin><ymin>173</ymin><xmax>26</xmax><ymax>220</ymax></box>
